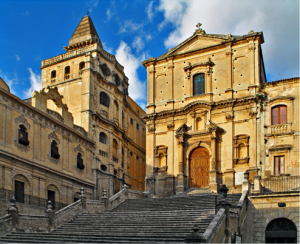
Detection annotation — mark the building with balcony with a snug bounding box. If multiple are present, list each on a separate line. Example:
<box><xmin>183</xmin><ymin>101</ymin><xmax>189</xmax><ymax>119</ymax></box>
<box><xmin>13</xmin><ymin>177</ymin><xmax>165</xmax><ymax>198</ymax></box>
<box><xmin>142</xmin><ymin>24</ymin><xmax>299</xmax><ymax>197</ymax></box>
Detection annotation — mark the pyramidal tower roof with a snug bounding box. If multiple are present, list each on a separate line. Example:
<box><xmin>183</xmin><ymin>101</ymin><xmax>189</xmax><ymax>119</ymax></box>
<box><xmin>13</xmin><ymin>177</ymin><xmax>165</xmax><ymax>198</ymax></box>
<box><xmin>65</xmin><ymin>15</ymin><xmax>102</xmax><ymax>50</ymax></box>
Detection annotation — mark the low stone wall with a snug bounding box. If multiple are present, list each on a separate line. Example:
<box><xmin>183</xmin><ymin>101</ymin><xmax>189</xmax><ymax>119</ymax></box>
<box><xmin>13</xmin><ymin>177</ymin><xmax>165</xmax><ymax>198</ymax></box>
<box><xmin>18</xmin><ymin>215</ymin><xmax>48</xmax><ymax>232</ymax></box>
<box><xmin>53</xmin><ymin>200</ymin><xmax>83</xmax><ymax>229</ymax></box>
<box><xmin>86</xmin><ymin>200</ymin><xmax>105</xmax><ymax>213</ymax></box>
<box><xmin>206</xmin><ymin>209</ymin><xmax>226</xmax><ymax>243</ymax></box>
<box><xmin>0</xmin><ymin>199</ymin><xmax>45</xmax><ymax>216</ymax></box>
<box><xmin>0</xmin><ymin>214</ymin><xmax>12</xmax><ymax>236</ymax></box>
<box><xmin>128</xmin><ymin>189</ymin><xmax>147</xmax><ymax>199</ymax></box>
<box><xmin>244</xmin><ymin>193</ymin><xmax>299</xmax><ymax>243</ymax></box>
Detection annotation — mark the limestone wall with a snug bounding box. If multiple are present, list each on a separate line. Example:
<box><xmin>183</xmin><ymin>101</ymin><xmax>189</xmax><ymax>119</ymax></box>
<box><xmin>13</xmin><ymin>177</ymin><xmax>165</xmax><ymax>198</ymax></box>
<box><xmin>244</xmin><ymin>194</ymin><xmax>299</xmax><ymax>243</ymax></box>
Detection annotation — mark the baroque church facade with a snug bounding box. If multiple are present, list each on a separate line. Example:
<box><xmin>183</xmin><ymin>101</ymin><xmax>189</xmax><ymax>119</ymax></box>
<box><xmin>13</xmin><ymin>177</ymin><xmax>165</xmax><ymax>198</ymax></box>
<box><xmin>0</xmin><ymin>15</ymin><xmax>146</xmax><ymax>211</ymax></box>
<box><xmin>142</xmin><ymin>24</ymin><xmax>299</xmax><ymax>197</ymax></box>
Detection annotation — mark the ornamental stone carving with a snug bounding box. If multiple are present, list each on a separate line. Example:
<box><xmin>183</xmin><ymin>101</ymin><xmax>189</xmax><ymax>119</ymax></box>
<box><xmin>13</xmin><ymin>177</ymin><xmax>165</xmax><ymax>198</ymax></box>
<box><xmin>15</xmin><ymin>115</ymin><xmax>30</xmax><ymax>129</ymax></box>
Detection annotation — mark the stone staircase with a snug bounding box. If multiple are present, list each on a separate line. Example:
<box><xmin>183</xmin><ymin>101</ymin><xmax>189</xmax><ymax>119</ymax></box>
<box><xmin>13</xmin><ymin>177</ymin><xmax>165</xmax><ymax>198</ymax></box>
<box><xmin>0</xmin><ymin>194</ymin><xmax>241</xmax><ymax>243</ymax></box>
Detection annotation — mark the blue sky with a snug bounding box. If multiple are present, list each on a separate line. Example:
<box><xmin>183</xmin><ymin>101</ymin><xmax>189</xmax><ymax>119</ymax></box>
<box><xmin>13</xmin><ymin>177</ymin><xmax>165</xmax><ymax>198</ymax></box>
<box><xmin>0</xmin><ymin>0</ymin><xmax>299</xmax><ymax>111</ymax></box>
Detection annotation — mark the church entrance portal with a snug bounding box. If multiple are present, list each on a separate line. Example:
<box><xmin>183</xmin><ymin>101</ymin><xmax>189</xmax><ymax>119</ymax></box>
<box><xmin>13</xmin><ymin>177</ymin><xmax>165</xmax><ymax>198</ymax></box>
<box><xmin>189</xmin><ymin>147</ymin><xmax>210</xmax><ymax>188</ymax></box>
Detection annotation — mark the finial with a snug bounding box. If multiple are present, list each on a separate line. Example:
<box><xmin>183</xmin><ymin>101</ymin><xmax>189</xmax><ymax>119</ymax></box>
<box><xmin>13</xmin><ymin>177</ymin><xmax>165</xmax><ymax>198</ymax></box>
<box><xmin>196</xmin><ymin>23</ymin><xmax>202</xmax><ymax>30</ymax></box>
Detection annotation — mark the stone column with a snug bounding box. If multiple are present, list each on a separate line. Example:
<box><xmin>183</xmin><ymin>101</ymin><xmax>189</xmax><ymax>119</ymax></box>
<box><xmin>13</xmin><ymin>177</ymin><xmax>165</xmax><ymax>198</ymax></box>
<box><xmin>209</xmin><ymin>132</ymin><xmax>218</xmax><ymax>192</ymax></box>
<box><xmin>225</xmin><ymin>43</ymin><xmax>233</xmax><ymax>99</ymax></box>
<box><xmin>176</xmin><ymin>137</ymin><xmax>185</xmax><ymax>194</ymax></box>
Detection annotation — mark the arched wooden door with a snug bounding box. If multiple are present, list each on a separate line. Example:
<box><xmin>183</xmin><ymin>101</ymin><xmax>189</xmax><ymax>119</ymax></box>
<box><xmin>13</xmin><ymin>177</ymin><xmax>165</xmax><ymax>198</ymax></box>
<box><xmin>189</xmin><ymin>147</ymin><xmax>210</xmax><ymax>187</ymax></box>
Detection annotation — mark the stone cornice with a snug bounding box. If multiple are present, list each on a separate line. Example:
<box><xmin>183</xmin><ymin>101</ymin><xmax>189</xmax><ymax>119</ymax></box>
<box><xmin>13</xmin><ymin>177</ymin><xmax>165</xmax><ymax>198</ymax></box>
<box><xmin>266</xmin><ymin>77</ymin><xmax>299</xmax><ymax>86</ymax></box>
<box><xmin>142</xmin><ymin>32</ymin><xmax>264</xmax><ymax>66</ymax></box>
<box><xmin>142</xmin><ymin>96</ymin><xmax>256</xmax><ymax>121</ymax></box>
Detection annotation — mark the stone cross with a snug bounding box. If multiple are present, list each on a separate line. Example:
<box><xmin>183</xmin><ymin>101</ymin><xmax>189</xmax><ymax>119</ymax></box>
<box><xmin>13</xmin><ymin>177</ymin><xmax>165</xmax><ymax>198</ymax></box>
<box><xmin>196</xmin><ymin>23</ymin><xmax>202</xmax><ymax>30</ymax></box>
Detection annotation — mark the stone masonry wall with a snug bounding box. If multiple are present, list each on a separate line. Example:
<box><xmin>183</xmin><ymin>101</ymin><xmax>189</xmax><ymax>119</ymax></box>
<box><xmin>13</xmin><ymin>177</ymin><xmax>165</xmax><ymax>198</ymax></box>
<box><xmin>243</xmin><ymin>194</ymin><xmax>299</xmax><ymax>243</ymax></box>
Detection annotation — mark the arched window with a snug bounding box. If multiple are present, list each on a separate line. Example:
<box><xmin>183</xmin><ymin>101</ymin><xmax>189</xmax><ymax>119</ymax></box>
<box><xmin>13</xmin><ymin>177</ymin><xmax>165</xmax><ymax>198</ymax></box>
<box><xmin>193</xmin><ymin>73</ymin><xmax>205</xmax><ymax>95</ymax></box>
<box><xmin>122</xmin><ymin>111</ymin><xmax>124</xmax><ymax>127</ymax></box>
<box><xmin>265</xmin><ymin>218</ymin><xmax>297</xmax><ymax>243</ymax></box>
<box><xmin>79</xmin><ymin>62</ymin><xmax>85</xmax><ymax>70</ymax></box>
<box><xmin>77</xmin><ymin>153</ymin><xmax>85</xmax><ymax>169</ymax></box>
<box><xmin>18</xmin><ymin>125</ymin><xmax>29</xmax><ymax>146</ymax></box>
<box><xmin>100</xmin><ymin>92</ymin><xmax>110</xmax><ymax>107</ymax></box>
<box><xmin>114</xmin><ymin>73</ymin><xmax>121</xmax><ymax>86</ymax></box>
<box><xmin>101</xmin><ymin>63</ymin><xmax>111</xmax><ymax>76</ymax></box>
<box><xmin>65</xmin><ymin>66</ymin><xmax>70</xmax><ymax>80</ymax></box>
<box><xmin>51</xmin><ymin>70</ymin><xmax>56</xmax><ymax>83</ymax></box>
<box><xmin>271</xmin><ymin>105</ymin><xmax>287</xmax><ymax>125</ymax></box>
<box><xmin>51</xmin><ymin>140</ymin><xmax>60</xmax><ymax>159</ymax></box>
<box><xmin>99</xmin><ymin>132</ymin><xmax>107</xmax><ymax>144</ymax></box>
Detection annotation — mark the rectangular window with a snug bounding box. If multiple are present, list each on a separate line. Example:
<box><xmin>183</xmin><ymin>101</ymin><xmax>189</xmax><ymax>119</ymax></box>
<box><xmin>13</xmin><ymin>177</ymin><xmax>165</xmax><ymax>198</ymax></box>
<box><xmin>274</xmin><ymin>156</ymin><xmax>285</xmax><ymax>174</ymax></box>
<box><xmin>130</xmin><ymin>118</ymin><xmax>133</xmax><ymax>125</ymax></box>
<box><xmin>15</xmin><ymin>180</ymin><xmax>24</xmax><ymax>203</ymax></box>
<box><xmin>272</xmin><ymin>105</ymin><xmax>287</xmax><ymax>125</ymax></box>
<box><xmin>136</xmin><ymin>123</ymin><xmax>139</xmax><ymax>130</ymax></box>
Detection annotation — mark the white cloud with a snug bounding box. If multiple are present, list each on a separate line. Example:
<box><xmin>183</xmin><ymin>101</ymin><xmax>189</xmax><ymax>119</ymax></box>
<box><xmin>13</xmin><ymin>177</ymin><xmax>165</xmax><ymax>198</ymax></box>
<box><xmin>138</xmin><ymin>102</ymin><xmax>146</xmax><ymax>112</ymax></box>
<box><xmin>102</xmin><ymin>42</ymin><xmax>114</xmax><ymax>53</ymax></box>
<box><xmin>146</xmin><ymin>34</ymin><xmax>152</xmax><ymax>40</ymax></box>
<box><xmin>15</xmin><ymin>55</ymin><xmax>20</xmax><ymax>61</ymax></box>
<box><xmin>22</xmin><ymin>11</ymin><xmax>30</xmax><ymax>16</ymax></box>
<box><xmin>86</xmin><ymin>0</ymin><xmax>99</xmax><ymax>13</ymax></box>
<box><xmin>24</xmin><ymin>68</ymin><xmax>41</xmax><ymax>98</ymax></box>
<box><xmin>115</xmin><ymin>41</ymin><xmax>146</xmax><ymax>101</ymax></box>
<box><xmin>157</xmin><ymin>0</ymin><xmax>299</xmax><ymax>81</ymax></box>
<box><xmin>119</xmin><ymin>20</ymin><xmax>143</xmax><ymax>33</ymax></box>
<box><xmin>146</xmin><ymin>1</ymin><xmax>155</xmax><ymax>22</ymax></box>
<box><xmin>132</xmin><ymin>36</ymin><xmax>145</xmax><ymax>52</ymax></box>
<box><xmin>0</xmin><ymin>69</ymin><xmax>18</xmax><ymax>95</ymax></box>
<box><xmin>106</xmin><ymin>8</ymin><xmax>112</xmax><ymax>20</ymax></box>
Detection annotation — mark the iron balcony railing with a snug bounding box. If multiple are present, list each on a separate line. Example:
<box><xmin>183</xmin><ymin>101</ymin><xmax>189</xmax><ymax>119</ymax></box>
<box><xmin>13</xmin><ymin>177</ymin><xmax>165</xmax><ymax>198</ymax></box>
<box><xmin>260</xmin><ymin>175</ymin><xmax>300</xmax><ymax>194</ymax></box>
<box><xmin>0</xmin><ymin>188</ymin><xmax>68</xmax><ymax>210</ymax></box>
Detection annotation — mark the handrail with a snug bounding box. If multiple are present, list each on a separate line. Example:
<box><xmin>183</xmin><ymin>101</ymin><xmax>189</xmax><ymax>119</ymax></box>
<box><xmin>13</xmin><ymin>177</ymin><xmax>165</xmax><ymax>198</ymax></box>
<box><xmin>54</xmin><ymin>199</ymin><xmax>82</xmax><ymax>216</ymax></box>
<box><xmin>109</xmin><ymin>188</ymin><xmax>126</xmax><ymax>203</ymax></box>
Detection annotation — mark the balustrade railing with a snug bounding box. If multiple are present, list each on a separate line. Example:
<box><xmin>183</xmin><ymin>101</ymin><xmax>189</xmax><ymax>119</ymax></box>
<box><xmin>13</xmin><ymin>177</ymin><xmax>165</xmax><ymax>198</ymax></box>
<box><xmin>260</xmin><ymin>175</ymin><xmax>299</xmax><ymax>194</ymax></box>
<box><xmin>0</xmin><ymin>188</ymin><xmax>68</xmax><ymax>210</ymax></box>
<box><xmin>267</xmin><ymin>123</ymin><xmax>292</xmax><ymax>135</ymax></box>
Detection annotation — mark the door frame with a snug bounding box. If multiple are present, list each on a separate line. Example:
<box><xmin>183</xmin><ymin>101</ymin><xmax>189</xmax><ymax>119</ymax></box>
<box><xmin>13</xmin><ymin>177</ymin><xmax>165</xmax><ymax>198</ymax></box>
<box><xmin>186</xmin><ymin>143</ymin><xmax>212</xmax><ymax>188</ymax></box>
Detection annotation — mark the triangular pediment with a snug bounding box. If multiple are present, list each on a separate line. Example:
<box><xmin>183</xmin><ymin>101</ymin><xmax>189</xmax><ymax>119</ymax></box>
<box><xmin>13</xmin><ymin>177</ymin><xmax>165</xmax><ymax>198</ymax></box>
<box><xmin>169</xmin><ymin>35</ymin><xmax>225</xmax><ymax>56</ymax></box>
